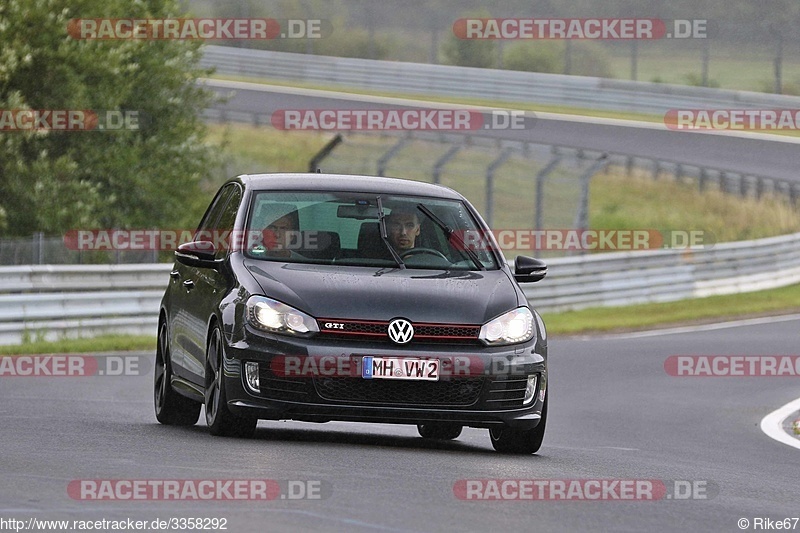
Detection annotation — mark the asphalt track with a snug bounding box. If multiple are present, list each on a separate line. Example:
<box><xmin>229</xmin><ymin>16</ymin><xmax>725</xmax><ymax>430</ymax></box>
<box><xmin>1</xmin><ymin>318</ymin><xmax>798</xmax><ymax>532</ymax></box>
<box><xmin>205</xmin><ymin>80</ymin><xmax>800</xmax><ymax>182</ymax></box>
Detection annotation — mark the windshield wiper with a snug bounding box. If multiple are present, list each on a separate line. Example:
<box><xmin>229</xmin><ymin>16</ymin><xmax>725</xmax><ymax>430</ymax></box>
<box><xmin>415</xmin><ymin>204</ymin><xmax>486</xmax><ymax>271</ymax></box>
<box><xmin>376</xmin><ymin>196</ymin><xmax>406</xmax><ymax>269</ymax></box>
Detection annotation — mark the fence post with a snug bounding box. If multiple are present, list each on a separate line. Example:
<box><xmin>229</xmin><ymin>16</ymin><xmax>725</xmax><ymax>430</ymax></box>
<box><xmin>308</xmin><ymin>133</ymin><xmax>344</xmax><ymax>173</ymax></box>
<box><xmin>485</xmin><ymin>148</ymin><xmax>513</xmax><ymax>228</ymax></box>
<box><xmin>432</xmin><ymin>145</ymin><xmax>461</xmax><ymax>184</ymax></box>
<box><xmin>377</xmin><ymin>136</ymin><xmax>409</xmax><ymax>176</ymax></box>
<box><xmin>534</xmin><ymin>155</ymin><xmax>562</xmax><ymax>231</ymax></box>
<box><xmin>574</xmin><ymin>154</ymin><xmax>609</xmax><ymax>252</ymax></box>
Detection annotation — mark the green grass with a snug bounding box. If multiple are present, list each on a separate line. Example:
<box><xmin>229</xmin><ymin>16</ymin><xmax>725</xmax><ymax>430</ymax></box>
<box><xmin>591</xmin><ymin>170</ymin><xmax>800</xmax><ymax>242</ymax></box>
<box><xmin>607</xmin><ymin>46</ymin><xmax>800</xmax><ymax>94</ymax></box>
<box><xmin>544</xmin><ymin>283</ymin><xmax>800</xmax><ymax>335</ymax></box>
<box><xmin>0</xmin><ymin>335</ymin><xmax>156</xmax><ymax>356</ymax></box>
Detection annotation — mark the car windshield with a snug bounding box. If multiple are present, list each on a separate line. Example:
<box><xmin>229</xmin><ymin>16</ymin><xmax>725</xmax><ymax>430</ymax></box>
<box><xmin>244</xmin><ymin>191</ymin><xmax>499</xmax><ymax>270</ymax></box>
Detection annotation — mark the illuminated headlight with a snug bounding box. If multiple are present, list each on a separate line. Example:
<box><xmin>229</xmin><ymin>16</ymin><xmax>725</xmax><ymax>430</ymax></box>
<box><xmin>523</xmin><ymin>375</ymin><xmax>538</xmax><ymax>405</ymax></box>
<box><xmin>246</xmin><ymin>296</ymin><xmax>319</xmax><ymax>337</ymax></box>
<box><xmin>479</xmin><ymin>307</ymin><xmax>535</xmax><ymax>346</ymax></box>
<box><xmin>244</xmin><ymin>361</ymin><xmax>260</xmax><ymax>393</ymax></box>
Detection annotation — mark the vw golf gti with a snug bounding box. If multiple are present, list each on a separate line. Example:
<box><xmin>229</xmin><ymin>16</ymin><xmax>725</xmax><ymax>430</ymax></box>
<box><xmin>155</xmin><ymin>173</ymin><xmax>549</xmax><ymax>453</ymax></box>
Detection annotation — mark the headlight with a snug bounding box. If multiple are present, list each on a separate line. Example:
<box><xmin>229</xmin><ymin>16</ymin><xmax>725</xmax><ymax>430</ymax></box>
<box><xmin>246</xmin><ymin>296</ymin><xmax>319</xmax><ymax>337</ymax></box>
<box><xmin>479</xmin><ymin>307</ymin><xmax>535</xmax><ymax>346</ymax></box>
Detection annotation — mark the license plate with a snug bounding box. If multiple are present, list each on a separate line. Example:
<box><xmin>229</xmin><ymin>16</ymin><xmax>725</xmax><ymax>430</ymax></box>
<box><xmin>362</xmin><ymin>357</ymin><xmax>439</xmax><ymax>381</ymax></box>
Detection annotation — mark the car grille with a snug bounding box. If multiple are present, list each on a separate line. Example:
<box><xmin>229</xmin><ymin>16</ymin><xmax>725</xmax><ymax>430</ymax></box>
<box><xmin>316</xmin><ymin>318</ymin><xmax>481</xmax><ymax>344</ymax></box>
<box><xmin>313</xmin><ymin>376</ymin><xmax>485</xmax><ymax>407</ymax></box>
<box><xmin>255</xmin><ymin>365</ymin><xmax>531</xmax><ymax>410</ymax></box>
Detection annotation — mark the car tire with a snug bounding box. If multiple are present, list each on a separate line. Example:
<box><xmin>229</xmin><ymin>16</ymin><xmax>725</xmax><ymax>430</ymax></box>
<box><xmin>204</xmin><ymin>325</ymin><xmax>257</xmax><ymax>438</ymax></box>
<box><xmin>489</xmin><ymin>393</ymin><xmax>547</xmax><ymax>454</ymax></box>
<box><xmin>154</xmin><ymin>320</ymin><xmax>201</xmax><ymax>426</ymax></box>
<box><xmin>417</xmin><ymin>423</ymin><xmax>463</xmax><ymax>440</ymax></box>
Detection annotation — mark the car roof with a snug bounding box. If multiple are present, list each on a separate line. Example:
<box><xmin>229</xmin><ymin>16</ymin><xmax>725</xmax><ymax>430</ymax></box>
<box><xmin>234</xmin><ymin>173</ymin><xmax>464</xmax><ymax>200</ymax></box>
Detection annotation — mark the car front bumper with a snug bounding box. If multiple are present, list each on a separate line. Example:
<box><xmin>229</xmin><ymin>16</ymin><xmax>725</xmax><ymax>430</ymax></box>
<box><xmin>222</xmin><ymin>326</ymin><xmax>548</xmax><ymax>431</ymax></box>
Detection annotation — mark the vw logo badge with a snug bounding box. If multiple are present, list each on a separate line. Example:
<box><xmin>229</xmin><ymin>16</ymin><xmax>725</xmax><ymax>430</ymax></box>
<box><xmin>387</xmin><ymin>318</ymin><xmax>414</xmax><ymax>344</ymax></box>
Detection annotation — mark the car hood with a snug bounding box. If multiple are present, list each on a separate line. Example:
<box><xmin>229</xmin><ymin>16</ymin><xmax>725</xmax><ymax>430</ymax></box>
<box><xmin>243</xmin><ymin>260</ymin><xmax>518</xmax><ymax>324</ymax></box>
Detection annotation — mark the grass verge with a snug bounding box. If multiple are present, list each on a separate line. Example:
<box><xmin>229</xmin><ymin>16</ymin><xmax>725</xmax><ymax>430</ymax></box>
<box><xmin>544</xmin><ymin>283</ymin><xmax>800</xmax><ymax>335</ymax></box>
<box><xmin>1</xmin><ymin>335</ymin><xmax>156</xmax><ymax>356</ymax></box>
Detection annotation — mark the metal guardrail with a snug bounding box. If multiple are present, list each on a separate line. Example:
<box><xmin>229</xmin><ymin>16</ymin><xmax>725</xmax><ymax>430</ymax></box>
<box><xmin>200</xmin><ymin>45</ymin><xmax>800</xmax><ymax>115</ymax></box>
<box><xmin>0</xmin><ymin>264</ymin><xmax>170</xmax><ymax>346</ymax></box>
<box><xmin>522</xmin><ymin>232</ymin><xmax>800</xmax><ymax>311</ymax></box>
<box><xmin>2</xmin><ymin>231</ymin><xmax>800</xmax><ymax>346</ymax></box>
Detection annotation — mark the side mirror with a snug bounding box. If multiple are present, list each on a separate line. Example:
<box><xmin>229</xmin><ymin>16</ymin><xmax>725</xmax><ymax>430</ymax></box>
<box><xmin>175</xmin><ymin>241</ymin><xmax>221</xmax><ymax>269</ymax></box>
<box><xmin>513</xmin><ymin>256</ymin><xmax>547</xmax><ymax>283</ymax></box>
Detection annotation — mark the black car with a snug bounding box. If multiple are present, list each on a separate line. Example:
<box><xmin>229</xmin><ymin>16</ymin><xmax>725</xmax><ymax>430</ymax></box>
<box><xmin>155</xmin><ymin>173</ymin><xmax>549</xmax><ymax>453</ymax></box>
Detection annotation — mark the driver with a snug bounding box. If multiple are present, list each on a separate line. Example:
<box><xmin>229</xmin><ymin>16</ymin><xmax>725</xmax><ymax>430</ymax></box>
<box><xmin>386</xmin><ymin>207</ymin><xmax>420</xmax><ymax>252</ymax></box>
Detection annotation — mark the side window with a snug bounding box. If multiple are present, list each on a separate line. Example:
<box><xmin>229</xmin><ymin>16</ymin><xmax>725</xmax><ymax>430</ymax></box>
<box><xmin>195</xmin><ymin>185</ymin><xmax>235</xmax><ymax>242</ymax></box>
<box><xmin>214</xmin><ymin>186</ymin><xmax>242</xmax><ymax>259</ymax></box>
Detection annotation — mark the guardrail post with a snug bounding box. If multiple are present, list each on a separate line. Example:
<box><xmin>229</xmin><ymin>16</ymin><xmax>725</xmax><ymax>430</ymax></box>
<box><xmin>377</xmin><ymin>136</ymin><xmax>409</xmax><ymax>176</ymax></box>
<box><xmin>739</xmin><ymin>175</ymin><xmax>747</xmax><ymax>197</ymax></box>
<box><xmin>756</xmin><ymin>177</ymin><xmax>765</xmax><ymax>199</ymax></box>
<box><xmin>32</xmin><ymin>232</ymin><xmax>43</xmax><ymax>265</ymax></box>
<box><xmin>674</xmin><ymin>163</ymin><xmax>683</xmax><ymax>182</ymax></box>
<box><xmin>432</xmin><ymin>145</ymin><xmax>461</xmax><ymax>184</ymax></box>
<box><xmin>485</xmin><ymin>148</ymin><xmax>513</xmax><ymax>228</ymax></box>
<box><xmin>698</xmin><ymin>168</ymin><xmax>707</xmax><ymax>191</ymax></box>
<box><xmin>308</xmin><ymin>133</ymin><xmax>344</xmax><ymax>173</ymax></box>
<box><xmin>652</xmin><ymin>160</ymin><xmax>660</xmax><ymax>179</ymax></box>
<box><xmin>534</xmin><ymin>155</ymin><xmax>562</xmax><ymax>230</ymax></box>
<box><xmin>625</xmin><ymin>156</ymin><xmax>634</xmax><ymax>176</ymax></box>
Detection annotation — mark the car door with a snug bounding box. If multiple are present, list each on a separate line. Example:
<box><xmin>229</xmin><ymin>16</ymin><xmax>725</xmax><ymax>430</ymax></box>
<box><xmin>169</xmin><ymin>184</ymin><xmax>237</xmax><ymax>381</ymax></box>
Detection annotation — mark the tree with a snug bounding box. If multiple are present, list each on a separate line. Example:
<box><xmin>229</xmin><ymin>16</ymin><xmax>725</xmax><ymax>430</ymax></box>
<box><xmin>440</xmin><ymin>8</ymin><xmax>498</xmax><ymax>68</ymax></box>
<box><xmin>0</xmin><ymin>0</ymin><xmax>220</xmax><ymax>236</ymax></box>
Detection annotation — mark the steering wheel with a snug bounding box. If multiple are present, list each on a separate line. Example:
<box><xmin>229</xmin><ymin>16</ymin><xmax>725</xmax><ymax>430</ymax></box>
<box><xmin>400</xmin><ymin>247</ymin><xmax>448</xmax><ymax>260</ymax></box>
